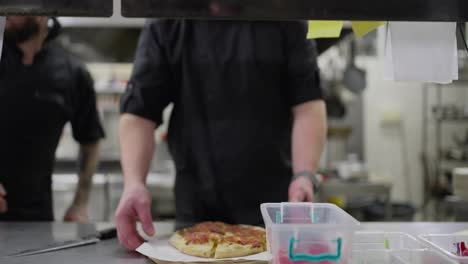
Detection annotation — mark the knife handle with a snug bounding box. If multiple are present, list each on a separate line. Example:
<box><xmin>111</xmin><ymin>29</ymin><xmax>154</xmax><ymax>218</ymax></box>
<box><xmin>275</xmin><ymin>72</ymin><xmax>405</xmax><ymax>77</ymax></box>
<box><xmin>98</xmin><ymin>228</ymin><xmax>117</xmax><ymax>240</ymax></box>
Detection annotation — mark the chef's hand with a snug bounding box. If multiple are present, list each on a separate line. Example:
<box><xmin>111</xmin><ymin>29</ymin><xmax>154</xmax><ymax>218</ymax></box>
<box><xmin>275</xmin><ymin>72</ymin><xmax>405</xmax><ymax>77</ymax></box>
<box><xmin>0</xmin><ymin>183</ymin><xmax>7</xmax><ymax>213</ymax></box>
<box><xmin>288</xmin><ymin>176</ymin><xmax>314</xmax><ymax>202</ymax></box>
<box><xmin>115</xmin><ymin>183</ymin><xmax>155</xmax><ymax>250</ymax></box>
<box><xmin>64</xmin><ymin>205</ymin><xmax>89</xmax><ymax>223</ymax></box>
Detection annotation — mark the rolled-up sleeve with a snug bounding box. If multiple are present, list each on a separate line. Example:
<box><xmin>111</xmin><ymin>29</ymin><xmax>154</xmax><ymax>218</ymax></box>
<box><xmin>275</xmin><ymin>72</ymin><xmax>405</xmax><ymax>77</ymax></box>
<box><xmin>283</xmin><ymin>21</ymin><xmax>323</xmax><ymax>107</ymax></box>
<box><xmin>71</xmin><ymin>66</ymin><xmax>105</xmax><ymax>144</ymax></box>
<box><xmin>120</xmin><ymin>21</ymin><xmax>172</xmax><ymax>126</ymax></box>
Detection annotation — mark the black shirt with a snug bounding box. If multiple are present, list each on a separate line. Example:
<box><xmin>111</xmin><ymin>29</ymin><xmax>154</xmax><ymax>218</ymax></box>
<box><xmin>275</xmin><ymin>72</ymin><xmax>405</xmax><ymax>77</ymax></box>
<box><xmin>121</xmin><ymin>20</ymin><xmax>322</xmax><ymax>227</ymax></box>
<box><xmin>0</xmin><ymin>40</ymin><xmax>105</xmax><ymax>221</ymax></box>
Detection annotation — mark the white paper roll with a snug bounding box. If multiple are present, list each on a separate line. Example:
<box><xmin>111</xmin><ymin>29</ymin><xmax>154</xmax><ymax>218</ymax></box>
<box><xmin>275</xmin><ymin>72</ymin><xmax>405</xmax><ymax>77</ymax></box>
<box><xmin>384</xmin><ymin>22</ymin><xmax>458</xmax><ymax>84</ymax></box>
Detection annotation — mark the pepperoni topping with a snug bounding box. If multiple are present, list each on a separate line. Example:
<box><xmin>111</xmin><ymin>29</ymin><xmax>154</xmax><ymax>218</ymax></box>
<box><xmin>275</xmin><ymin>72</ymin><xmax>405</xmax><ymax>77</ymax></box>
<box><xmin>184</xmin><ymin>232</ymin><xmax>210</xmax><ymax>244</ymax></box>
<box><xmin>223</xmin><ymin>235</ymin><xmax>264</xmax><ymax>248</ymax></box>
<box><xmin>187</xmin><ymin>222</ymin><xmax>227</xmax><ymax>234</ymax></box>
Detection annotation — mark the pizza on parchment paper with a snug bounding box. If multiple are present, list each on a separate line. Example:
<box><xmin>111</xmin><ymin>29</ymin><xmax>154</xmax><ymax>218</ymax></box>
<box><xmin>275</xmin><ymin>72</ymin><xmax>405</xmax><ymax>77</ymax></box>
<box><xmin>169</xmin><ymin>222</ymin><xmax>266</xmax><ymax>259</ymax></box>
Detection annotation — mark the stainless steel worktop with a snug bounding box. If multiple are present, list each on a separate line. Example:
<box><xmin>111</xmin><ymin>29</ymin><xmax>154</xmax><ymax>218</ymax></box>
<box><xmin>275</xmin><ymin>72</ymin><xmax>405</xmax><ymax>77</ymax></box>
<box><xmin>1</xmin><ymin>222</ymin><xmax>468</xmax><ymax>264</ymax></box>
<box><xmin>0</xmin><ymin>222</ymin><xmax>176</xmax><ymax>264</ymax></box>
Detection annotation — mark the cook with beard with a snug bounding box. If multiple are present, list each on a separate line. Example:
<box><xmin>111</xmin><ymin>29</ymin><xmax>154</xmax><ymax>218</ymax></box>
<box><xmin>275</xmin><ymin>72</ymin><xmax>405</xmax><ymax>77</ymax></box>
<box><xmin>0</xmin><ymin>16</ymin><xmax>105</xmax><ymax>222</ymax></box>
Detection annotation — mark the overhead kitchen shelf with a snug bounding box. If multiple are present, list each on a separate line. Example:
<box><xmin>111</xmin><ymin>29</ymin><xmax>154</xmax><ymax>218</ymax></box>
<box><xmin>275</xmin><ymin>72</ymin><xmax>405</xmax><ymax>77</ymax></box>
<box><xmin>122</xmin><ymin>0</ymin><xmax>468</xmax><ymax>21</ymax></box>
<box><xmin>0</xmin><ymin>0</ymin><xmax>112</xmax><ymax>17</ymax></box>
<box><xmin>1</xmin><ymin>0</ymin><xmax>467</xmax><ymax>21</ymax></box>
<box><xmin>58</xmin><ymin>0</ymin><xmax>144</xmax><ymax>27</ymax></box>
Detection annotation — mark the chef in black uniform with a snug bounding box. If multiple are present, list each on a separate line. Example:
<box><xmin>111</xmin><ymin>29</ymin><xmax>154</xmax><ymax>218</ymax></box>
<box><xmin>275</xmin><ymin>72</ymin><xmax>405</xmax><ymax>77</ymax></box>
<box><xmin>0</xmin><ymin>16</ymin><xmax>105</xmax><ymax>222</ymax></box>
<box><xmin>115</xmin><ymin>20</ymin><xmax>327</xmax><ymax>250</ymax></box>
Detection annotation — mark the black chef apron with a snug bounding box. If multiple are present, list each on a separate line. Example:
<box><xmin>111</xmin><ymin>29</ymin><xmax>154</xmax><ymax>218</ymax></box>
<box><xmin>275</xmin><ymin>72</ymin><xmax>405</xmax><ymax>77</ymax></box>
<box><xmin>121</xmin><ymin>20</ymin><xmax>323</xmax><ymax>229</ymax></box>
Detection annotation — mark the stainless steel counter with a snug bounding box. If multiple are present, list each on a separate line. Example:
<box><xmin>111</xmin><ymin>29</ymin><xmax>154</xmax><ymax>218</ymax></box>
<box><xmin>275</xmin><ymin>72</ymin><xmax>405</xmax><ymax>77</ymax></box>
<box><xmin>0</xmin><ymin>222</ymin><xmax>175</xmax><ymax>264</ymax></box>
<box><xmin>1</xmin><ymin>222</ymin><xmax>468</xmax><ymax>264</ymax></box>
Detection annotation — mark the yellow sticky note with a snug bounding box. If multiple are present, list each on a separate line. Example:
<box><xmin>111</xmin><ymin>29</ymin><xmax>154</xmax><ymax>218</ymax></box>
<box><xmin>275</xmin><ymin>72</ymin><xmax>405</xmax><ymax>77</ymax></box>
<box><xmin>307</xmin><ymin>20</ymin><xmax>344</xmax><ymax>39</ymax></box>
<box><xmin>351</xmin><ymin>21</ymin><xmax>386</xmax><ymax>38</ymax></box>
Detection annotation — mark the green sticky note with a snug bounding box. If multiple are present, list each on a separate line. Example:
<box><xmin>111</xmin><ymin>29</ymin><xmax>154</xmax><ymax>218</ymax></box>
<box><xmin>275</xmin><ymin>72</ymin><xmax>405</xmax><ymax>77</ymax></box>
<box><xmin>307</xmin><ymin>20</ymin><xmax>344</xmax><ymax>39</ymax></box>
<box><xmin>351</xmin><ymin>21</ymin><xmax>386</xmax><ymax>38</ymax></box>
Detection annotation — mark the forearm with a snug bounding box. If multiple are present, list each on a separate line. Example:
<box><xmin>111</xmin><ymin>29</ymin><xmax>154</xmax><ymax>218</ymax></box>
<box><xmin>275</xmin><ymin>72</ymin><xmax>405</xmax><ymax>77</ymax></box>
<box><xmin>72</xmin><ymin>143</ymin><xmax>100</xmax><ymax>207</ymax></box>
<box><xmin>119</xmin><ymin>114</ymin><xmax>156</xmax><ymax>188</ymax></box>
<box><xmin>291</xmin><ymin>100</ymin><xmax>327</xmax><ymax>175</ymax></box>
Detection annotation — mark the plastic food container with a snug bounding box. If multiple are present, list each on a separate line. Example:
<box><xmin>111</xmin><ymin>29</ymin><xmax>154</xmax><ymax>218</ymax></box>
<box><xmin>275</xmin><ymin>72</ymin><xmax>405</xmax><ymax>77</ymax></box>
<box><xmin>261</xmin><ymin>203</ymin><xmax>360</xmax><ymax>264</ymax></box>
<box><xmin>419</xmin><ymin>234</ymin><xmax>468</xmax><ymax>263</ymax></box>
<box><xmin>418</xmin><ymin>250</ymin><xmax>459</xmax><ymax>264</ymax></box>
<box><xmin>352</xmin><ymin>232</ymin><xmax>456</xmax><ymax>264</ymax></box>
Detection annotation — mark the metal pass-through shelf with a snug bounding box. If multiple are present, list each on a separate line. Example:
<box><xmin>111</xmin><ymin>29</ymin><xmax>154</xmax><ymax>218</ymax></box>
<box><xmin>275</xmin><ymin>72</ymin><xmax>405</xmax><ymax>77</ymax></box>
<box><xmin>0</xmin><ymin>0</ymin><xmax>112</xmax><ymax>17</ymax></box>
<box><xmin>1</xmin><ymin>0</ymin><xmax>468</xmax><ymax>20</ymax></box>
<box><xmin>122</xmin><ymin>0</ymin><xmax>468</xmax><ymax>21</ymax></box>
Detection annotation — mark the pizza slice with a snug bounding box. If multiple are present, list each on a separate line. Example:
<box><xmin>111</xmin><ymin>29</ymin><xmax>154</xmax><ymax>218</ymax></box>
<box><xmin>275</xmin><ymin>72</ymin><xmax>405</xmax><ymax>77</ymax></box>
<box><xmin>169</xmin><ymin>231</ymin><xmax>217</xmax><ymax>258</ymax></box>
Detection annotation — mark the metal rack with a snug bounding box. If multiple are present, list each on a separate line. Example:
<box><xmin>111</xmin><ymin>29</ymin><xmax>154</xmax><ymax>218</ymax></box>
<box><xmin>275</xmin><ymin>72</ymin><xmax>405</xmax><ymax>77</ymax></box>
<box><xmin>421</xmin><ymin>83</ymin><xmax>468</xmax><ymax>220</ymax></box>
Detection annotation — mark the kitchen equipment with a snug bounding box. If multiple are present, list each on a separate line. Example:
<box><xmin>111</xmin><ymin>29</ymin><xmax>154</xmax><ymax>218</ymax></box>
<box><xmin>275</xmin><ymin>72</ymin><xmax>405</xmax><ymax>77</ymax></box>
<box><xmin>453</xmin><ymin>168</ymin><xmax>468</xmax><ymax>200</ymax></box>
<box><xmin>325</xmin><ymin>93</ymin><xmax>347</xmax><ymax>119</ymax></box>
<box><xmin>336</xmin><ymin>153</ymin><xmax>368</xmax><ymax>180</ymax></box>
<box><xmin>420</xmin><ymin>234</ymin><xmax>468</xmax><ymax>263</ymax></box>
<box><xmin>326</xmin><ymin>126</ymin><xmax>352</xmax><ymax>168</ymax></box>
<box><xmin>343</xmin><ymin>40</ymin><xmax>366</xmax><ymax>94</ymax></box>
<box><xmin>260</xmin><ymin>203</ymin><xmax>360</xmax><ymax>264</ymax></box>
<box><xmin>5</xmin><ymin>228</ymin><xmax>117</xmax><ymax>258</ymax></box>
<box><xmin>432</xmin><ymin>105</ymin><xmax>468</xmax><ymax>120</ymax></box>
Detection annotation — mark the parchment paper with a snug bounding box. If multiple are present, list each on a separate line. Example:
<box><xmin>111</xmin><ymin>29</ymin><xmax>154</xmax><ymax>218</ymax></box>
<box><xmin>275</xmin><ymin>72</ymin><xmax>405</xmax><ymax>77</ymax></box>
<box><xmin>136</xmin><ymin>238</ymin><xmax>271</xmax><ymax>263</ymax></box>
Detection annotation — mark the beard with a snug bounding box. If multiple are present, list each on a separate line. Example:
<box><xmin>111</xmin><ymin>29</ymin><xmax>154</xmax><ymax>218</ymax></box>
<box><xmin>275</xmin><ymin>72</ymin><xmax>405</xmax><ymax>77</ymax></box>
<box><xmin>4</xmin><ymin>17</ymin><xmax>40</xmax><ymax>44</ymax></box>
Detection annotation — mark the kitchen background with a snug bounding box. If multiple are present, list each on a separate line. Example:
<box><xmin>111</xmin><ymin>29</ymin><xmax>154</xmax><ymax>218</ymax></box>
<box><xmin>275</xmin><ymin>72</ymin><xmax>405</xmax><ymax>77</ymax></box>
<box><xmin>49</xmin><ymin>1</ymin><xmax>468</xmax><ymax>223</ymax></box>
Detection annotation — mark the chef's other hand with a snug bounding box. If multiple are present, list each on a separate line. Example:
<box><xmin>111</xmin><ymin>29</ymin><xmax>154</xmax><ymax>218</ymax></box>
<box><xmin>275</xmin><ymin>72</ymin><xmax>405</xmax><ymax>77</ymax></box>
<box><xmin>288</xmin><ymin>176</ymin><xmax>314</xmax><ymax>202</ymax></box>
<box><xmin>115</xmin><ymin>183</ymin><xmax>155</xmax><ymax>250</ymax></box>
<box><xmin>64</xmin><ymin>205</ymin><xmax>89</xmax><ymax>223</ymax></box>
<box><xmin>0</xmin><ymin>183</ymin><xmax>7</xmax><ymax>213</ymax></box>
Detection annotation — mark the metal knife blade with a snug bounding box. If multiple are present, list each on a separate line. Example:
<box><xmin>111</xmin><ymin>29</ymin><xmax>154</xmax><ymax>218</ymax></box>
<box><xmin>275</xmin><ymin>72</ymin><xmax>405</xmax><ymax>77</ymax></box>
<box><xmin>4</xmin><ymin>227</ymin><xmax>117</xmax><ymax>258</ymax></box>
<box><xmin>6</xmin><ymin>237</ymin><xmax>100</xmax><ymax>258</ymax></box>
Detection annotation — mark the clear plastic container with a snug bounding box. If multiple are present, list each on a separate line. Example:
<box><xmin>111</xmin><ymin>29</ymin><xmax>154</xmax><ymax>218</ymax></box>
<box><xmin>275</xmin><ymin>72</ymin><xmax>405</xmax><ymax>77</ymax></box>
<box><xmin>261</xmin><ymin>203</ymin><xmax>360</xmax><ymax>264</ymax></box>
<box><xmin>415</xmin><ymin>250</ymin><xmax>459</xmax><ymax>264</ymax></box>
<box><xmin>351</xmin><ymin>232</ymin><xmax>456</xmax><ymax>264</ymax></box>
<box><xmin>419</xmin><ymin>234</ymin><xmax>468</xmax><ymax>263</ymax></box>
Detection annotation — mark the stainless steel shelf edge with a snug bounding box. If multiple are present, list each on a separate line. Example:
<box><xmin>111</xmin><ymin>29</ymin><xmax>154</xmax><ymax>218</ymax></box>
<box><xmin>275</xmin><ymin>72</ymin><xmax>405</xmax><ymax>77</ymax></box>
<box><xmin>122</xmin><ymin>0</ymin><xmax>468</xmax><ymax>21</ymax></box>
<box><xmin>0</xmin><ymin>1</ymin><xmax>113</xmax><ymax>17</ymax></box>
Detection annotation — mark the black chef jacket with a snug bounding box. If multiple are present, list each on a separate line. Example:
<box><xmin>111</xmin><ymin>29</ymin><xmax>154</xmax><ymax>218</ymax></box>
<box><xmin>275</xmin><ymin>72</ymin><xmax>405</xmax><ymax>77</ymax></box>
<box><xmin>121</xmin><ymin>20</ymin><xmax>322</xmax><ymax>228</ymax></box>
<box><xmin>0</xmin><ymin>40</ymin><xmax>105</xmax><ymax>221</ymax></box>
